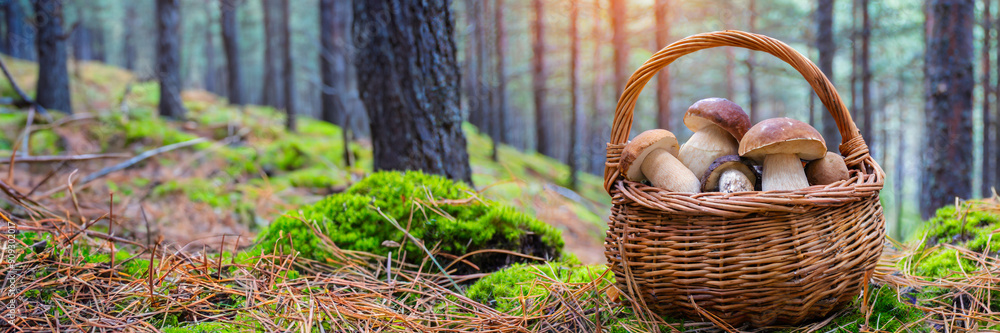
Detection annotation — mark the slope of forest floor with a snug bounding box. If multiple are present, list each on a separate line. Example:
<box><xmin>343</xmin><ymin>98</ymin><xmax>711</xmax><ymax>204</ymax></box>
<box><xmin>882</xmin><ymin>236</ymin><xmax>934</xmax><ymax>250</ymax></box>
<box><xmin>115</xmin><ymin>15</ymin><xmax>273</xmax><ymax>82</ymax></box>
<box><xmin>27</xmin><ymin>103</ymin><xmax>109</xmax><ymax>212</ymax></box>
<box><xmin>2</xmin><ymin>56</ymin><xmax>1000</xmax><ymax>332</ymax></box>
<box><xmin>0</xmin><ymin>56</ymin><xmax>609</xmax><ymax>264</ymax></box>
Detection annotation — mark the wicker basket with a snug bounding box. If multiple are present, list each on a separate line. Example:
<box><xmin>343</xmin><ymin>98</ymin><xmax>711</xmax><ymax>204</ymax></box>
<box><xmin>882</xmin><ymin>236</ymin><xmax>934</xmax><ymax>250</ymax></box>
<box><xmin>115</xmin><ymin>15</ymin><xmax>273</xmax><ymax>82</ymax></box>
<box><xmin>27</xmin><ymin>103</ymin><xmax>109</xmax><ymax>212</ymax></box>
<box><xmin>603</xmin><ymin>30</ymin><xmax>886</xmax><ymax>327</ymax></box>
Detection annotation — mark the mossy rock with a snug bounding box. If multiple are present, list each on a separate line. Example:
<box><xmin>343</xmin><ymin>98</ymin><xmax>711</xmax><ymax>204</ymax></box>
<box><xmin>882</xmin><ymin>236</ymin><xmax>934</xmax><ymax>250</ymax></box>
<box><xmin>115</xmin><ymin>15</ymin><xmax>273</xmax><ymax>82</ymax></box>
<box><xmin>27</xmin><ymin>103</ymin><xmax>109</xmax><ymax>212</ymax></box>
<box><xmin>256</xmin><ymin>171</ymin><xmax>564</xmax><ymax>273</ymax></box>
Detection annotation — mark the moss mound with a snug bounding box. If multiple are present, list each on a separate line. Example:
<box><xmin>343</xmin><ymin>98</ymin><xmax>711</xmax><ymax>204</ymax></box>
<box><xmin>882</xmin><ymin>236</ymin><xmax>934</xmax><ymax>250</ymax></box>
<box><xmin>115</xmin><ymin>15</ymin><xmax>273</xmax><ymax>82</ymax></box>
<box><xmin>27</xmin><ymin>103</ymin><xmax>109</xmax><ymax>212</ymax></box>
<box><xmin>466</xmin><ymin>260</ymin><xmax>610</xmax><ymax>313</ymax></box>
<box><xmin>256</xmin><ymin>171</ymin><xmax>564</xmax><ymax>273</ymax></box>
<box><xmin>904</xmin><ymin>204</ymin><xmax>1000</xmax><ymax>279</ymax></box>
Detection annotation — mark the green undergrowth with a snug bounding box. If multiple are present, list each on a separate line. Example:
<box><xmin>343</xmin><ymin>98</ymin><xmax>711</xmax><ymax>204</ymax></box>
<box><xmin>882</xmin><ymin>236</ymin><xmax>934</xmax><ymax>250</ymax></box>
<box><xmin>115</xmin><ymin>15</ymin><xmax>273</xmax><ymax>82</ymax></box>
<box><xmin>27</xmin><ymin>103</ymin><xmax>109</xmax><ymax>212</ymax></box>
<box><xmin>774</xmin><ymin>285</ymin><xmax>927</xmax><ymax>332</ymax></box>
<box><xmin>256</xmin><ymin>171</ymin><xmax>564</xmax><ymax>273</ymax></box>
<box><xmin>161</xmin><ymin>322</ymin><xmax>247</xmax><ymax>333</ymax></box>
<box><xmin>466</xmin><ymin>259</ymin><xmax>610</xmax><ymax>313</ymax></box>
<box><xmin>901</xmin><ymin>203</ymin><xmax>1000</xmax><ymax>279</ymax></box>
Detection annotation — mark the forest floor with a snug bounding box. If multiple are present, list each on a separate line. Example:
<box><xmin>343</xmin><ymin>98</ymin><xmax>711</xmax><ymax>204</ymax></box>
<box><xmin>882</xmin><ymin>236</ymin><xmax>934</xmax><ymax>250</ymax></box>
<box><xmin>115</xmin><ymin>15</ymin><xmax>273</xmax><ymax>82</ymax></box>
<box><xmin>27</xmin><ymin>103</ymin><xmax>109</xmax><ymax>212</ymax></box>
<box><xmin>0</xmin><ymin>56</ymin><xmax>999</xmax><ymax>332</ymax></box>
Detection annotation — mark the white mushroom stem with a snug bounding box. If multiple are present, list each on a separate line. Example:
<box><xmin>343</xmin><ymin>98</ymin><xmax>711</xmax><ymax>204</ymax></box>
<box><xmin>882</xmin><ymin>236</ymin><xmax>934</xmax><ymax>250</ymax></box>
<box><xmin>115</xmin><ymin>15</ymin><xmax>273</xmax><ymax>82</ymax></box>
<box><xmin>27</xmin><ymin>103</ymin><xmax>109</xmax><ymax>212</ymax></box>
<box><xmin>762</xmin><ymin>153</ymin><xmax>809</xmax><ymax>191</ymax></box>
<box><xmin>718</xmin><ymin>168</ymin><xmax>753</xmax><ymax>193</ymax></box>
<box><xmin>641</xmin><ymin>149</ymin><xmax>701</xmax><ymax>193</ymax></box>
<box><xmin>678</xmin><ymin>125</ymin><xmax>739</xmax><ymax>179</ymax></box>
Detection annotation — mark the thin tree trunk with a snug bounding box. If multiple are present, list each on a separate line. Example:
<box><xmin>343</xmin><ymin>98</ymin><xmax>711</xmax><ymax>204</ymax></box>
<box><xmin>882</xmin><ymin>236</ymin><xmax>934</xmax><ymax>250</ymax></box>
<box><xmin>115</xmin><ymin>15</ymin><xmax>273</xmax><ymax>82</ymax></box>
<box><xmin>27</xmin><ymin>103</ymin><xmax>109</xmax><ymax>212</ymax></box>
<box><xmin>922</xmin><ymin>0</ymin><xmax>974</xmax><ymax>218</ymax></box>
<box><xmin>220</xmin><ymin>0</ymin><xmax>244</xmax><ymax>105</ymax></box>
<box><xmin>747</xmin><ymin>0</ymin><xmax>760</xmax><ymax>122</ymax></box>
<box><xmin>124</xmin><ymin>3</ymin><xmax>136</xmax><ymax>71</ymax></box>
<box><xmin>850</xmin><ymin>0</ymin><xmax>860</xmax><ymax>137</ymax></box>
<box><xmin>34</xmin><ymin>0</ymin><xmax>71</xmax><ymax>113</ymax></box>
<box><xmin>726</xmin><ymin>47</ymin><xmax>735</xmax><ymax>100</ymax></box>
<box><xmin>983</xmin><ymin>0</ymin><xmax>994</xmax><ymax>196</ymax></box>
<box><xmin>817</xmin><ymin>0</ymin><xmax>839</xmax><ymax>151</ymax></box>
<box><xmin>462</xmin><ymin>0</ymin><xmax>479</xmax><ymax>128</ymax></box>
<box><xmin>532</xmin><ymin>0</ymin><xmax>550</xmax><ymax>156</ymax></box>
<box><xmin>204</xmin><ymin>3</ymin><xmax>218</xmax><ymax>94</ymax></box>
<box><xmin>895</xmin><ymin>73</ymin><xmax>906</xmax><ymax>239</ymax></box>
<box><xmin>73</xmin><ymin>4</ymin><xmax>92</xmax><ymax>62</ymax></box>
<box><xmin>353</xmin><ymin>0</ymin><xmax>472</xmax><ymax>183</ymax></box>
<box><xmin>610</xmin><ymin>0</ymin><xmax>628</xmax><ymax>105</ymax></box>
<box><xmin>569</xmin><ymin>0</ymin><xmax>581</xmax><ymax>189</ymax></box>
<box><xmin>590</xmin><ymin>1</ymin><xmax>607</xmax><ymax>175</ymax></box>
<box><xmin>492</xmin><ymin>0</ymin><xmax>507</xmax><ymax>160</ymax></box>
<box><xmin>261</xmin><ymin>0</ymin><xmax>282</xmax><ymax>108</ymax></box>
<box><xmin>861</xmin><ymin>0</ymin><xmax>873</xmax><ymax>157</ymax></box>
<box><xmin>995</xmin><ymin>0</ymin><xmax>1000</xmax><ymax>195</ymax></box>
<box><xmin>476</xmin><ymin>0</ymin><xmax>490</xmax><ymax>137</ymax></box>
<box><xmin>655</xmin><ymin>0</ymin><xmax>671</xmax><ymax>131</ymax></box>
<box><xmin>320</xmin><ymin>0</ymin><xmax>343</xmax><ymax>125</ymax></box>
<box><xmin>156</xmin><ymin>0</ymin><xmax>184</xmax><ymax>118</ymax></box>
<box><xmin>282</xmin><ymin>0</ymin><xmax>295</xmax><ymax>130</ymax></box>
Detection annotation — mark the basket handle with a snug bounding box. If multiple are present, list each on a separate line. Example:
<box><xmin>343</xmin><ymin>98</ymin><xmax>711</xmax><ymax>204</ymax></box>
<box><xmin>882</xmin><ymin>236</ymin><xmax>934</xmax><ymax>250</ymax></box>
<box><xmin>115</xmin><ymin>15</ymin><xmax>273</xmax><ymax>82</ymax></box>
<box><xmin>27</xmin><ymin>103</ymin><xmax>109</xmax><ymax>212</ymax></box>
<box><xmin>603</xmin><ymin>30</ymin><xmax>863</xmax><ymax>192</ymax></box>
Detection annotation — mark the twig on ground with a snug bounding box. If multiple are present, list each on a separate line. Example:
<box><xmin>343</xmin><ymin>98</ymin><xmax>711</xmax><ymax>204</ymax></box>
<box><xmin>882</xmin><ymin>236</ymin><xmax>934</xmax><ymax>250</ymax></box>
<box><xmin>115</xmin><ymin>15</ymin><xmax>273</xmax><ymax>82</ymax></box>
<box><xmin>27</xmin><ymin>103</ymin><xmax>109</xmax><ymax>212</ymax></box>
<box><xmin>0</xmin><ymin>153</ymin><xmax>130</xmax><ymax>164</ymax></box>
<box><xmin>0</xmin><ymin>56</ymin><xmax>51</xmax><ymax>120</ymax></box>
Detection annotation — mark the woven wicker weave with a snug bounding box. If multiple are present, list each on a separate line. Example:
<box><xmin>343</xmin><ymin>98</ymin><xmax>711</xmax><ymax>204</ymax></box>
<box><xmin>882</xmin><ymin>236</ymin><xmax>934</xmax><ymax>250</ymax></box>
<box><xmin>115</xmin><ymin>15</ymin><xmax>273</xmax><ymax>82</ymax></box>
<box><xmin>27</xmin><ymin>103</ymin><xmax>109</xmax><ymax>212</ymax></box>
<box><xmin>603</xmin><ymin>30</ymin><xmax>886</xmax><ymax>327</ymax></box>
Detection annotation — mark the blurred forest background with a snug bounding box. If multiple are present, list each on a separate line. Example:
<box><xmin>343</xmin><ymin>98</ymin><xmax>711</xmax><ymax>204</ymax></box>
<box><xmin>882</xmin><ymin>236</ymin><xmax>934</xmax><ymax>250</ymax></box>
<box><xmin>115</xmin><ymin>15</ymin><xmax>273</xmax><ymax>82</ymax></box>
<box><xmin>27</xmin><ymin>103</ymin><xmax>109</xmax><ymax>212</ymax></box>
<box><xmin>0</xmin><ymin>0</ymin><xmax>995</xmax><ymax>242</ymax></box>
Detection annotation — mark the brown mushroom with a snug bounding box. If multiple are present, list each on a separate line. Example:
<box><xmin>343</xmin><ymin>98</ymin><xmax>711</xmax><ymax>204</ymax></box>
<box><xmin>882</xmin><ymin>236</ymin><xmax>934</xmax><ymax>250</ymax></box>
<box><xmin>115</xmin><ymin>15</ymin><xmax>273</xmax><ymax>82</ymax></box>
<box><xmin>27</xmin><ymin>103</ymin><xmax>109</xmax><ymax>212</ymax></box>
<box><xmin>701</xmin><ymin>155</ymin><xmax>758</xmax><ymax>193</ymax></box>
<box><xmin>738</xmin><ymin>118</ymin><xmax>826</xmax><ymax>191</ymax></box>
<box><xmin>620</xmin><ymin>129</ymin><xmax>700</xmax><ymax>193</ymax></box>
<box><xmin>805</xmin><ymin>151</ymin><xmax>849</xmax><ymax>185</ymax></box>
<box><xmin>677</xmin><ymin>98</ymin><xmax>752</xmax><ymax>179</ymax></box>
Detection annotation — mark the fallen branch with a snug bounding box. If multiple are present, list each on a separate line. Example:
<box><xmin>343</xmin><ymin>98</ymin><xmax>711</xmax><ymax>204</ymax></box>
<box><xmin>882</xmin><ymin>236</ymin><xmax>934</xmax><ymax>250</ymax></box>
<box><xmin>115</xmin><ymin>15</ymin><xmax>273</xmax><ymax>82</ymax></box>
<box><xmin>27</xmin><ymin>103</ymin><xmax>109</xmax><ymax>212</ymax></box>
<box><xmin>0</xmin><ymin>56</ymin><xmax>51</xmax><ymax>119</ymax></box>
<box><xmin>35</xmin><ymin>138</ymin><xmax>207</xmax><ymax>199</ymax></box>
<box><xmin>0</xmin><ymin>153</ymin><xmax>131</xmax><ymax>164</ymax></box>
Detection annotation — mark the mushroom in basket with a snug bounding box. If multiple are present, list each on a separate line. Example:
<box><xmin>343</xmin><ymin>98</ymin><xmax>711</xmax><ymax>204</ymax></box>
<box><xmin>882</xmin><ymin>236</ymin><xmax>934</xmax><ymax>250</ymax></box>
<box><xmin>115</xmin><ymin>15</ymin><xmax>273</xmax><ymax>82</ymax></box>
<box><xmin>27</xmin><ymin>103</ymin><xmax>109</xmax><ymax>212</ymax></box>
<box><xmin>805</xmin><ymin>151</ymin><xmax>850</xmax><ymax>185</ymax></box>
<box><xmin>677</xmin><ymin>98</ymin><xmax>752</xmax><ymax>180</ymax></box>
<box><xmin>739</xmin><ymin>117</ymin><xmax>826</xmax><ymax>191</ymax></box>
<box><xmin>620</xmin><ymin>129</ymin><xmax>700</xmax><ymax>193</ymax></box>
<box><xmin>701</xmin><ymin>155</ymin><xmax>759</xmax><ymax>193</ymax></box>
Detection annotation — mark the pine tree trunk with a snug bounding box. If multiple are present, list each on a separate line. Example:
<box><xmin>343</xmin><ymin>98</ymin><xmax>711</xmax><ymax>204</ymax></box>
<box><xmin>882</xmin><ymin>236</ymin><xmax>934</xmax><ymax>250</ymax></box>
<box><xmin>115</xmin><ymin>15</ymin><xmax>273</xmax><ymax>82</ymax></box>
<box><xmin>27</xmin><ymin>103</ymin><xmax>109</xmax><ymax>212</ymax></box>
<box><xmin>492</xmin><ymin>0</ymin><xmax>507</xmax><ymax>159</ymax></box>
<box><xmin>204</xmin><ymin>3</ymin><xmax>218</xmax><ymax>94</ymax></box>
<box><xmin>589</xmin><ymin>2</ymin><xmax>607</xmax><ymax>175</ymax></box>
<box><xmin>156</xmin><ymin>0</ymin><xmax>185</xmax><ymax>118</ymax></box>
<box><xmin>747</xmin><ymin>0</ymin><xmax>760</xmax><ymax>122</ymax></box>
<box><xmin>922</xmin><ymin>0</ymin><xmax>974</xmax><ymax>218</ymax></box>
<box><xmin>220</xmin><ymin>0</ymin><xmax>244</xmax><ymax>105</ymax></box>
<box><xmin>532</xmin><ymin>0</ymin><xmax>550</xmax><ymax>156</ymax></box>
<box><xmin>282</xmin><ymin>0</ymin><xmax>295</xmax><ymax>131</ymax></box>
<box><xmin>817</xmin><ymin>0</ymin><xmax>839</xmax><ymax>151</ymax></box>
<box><xmin>261</xmin><ymin>0</ymin><xmax>283</xmax><ymax>108</ymax></box>
<box><xmin>6</xmin><ymin>0</ymin><xmax>34</xmax><ymax>60</ymax></box>
<box><xmin>610</xmin><ymin>0</ymin><xmax>627</xmax><ymax>105</ymax></box>
<box><xmin>850</xmin><ymin>0</ymin><xmax>860</xmax><ymax>138</ymax></box>
<box><xmin>655</xmin><ymin>0</ymin><xmax>671</xmax><ymax>131</ymax></box>
<box><xmin>34</xmin><ymin>0</ymin><xmax>71</xmax><ymax>113</ymax></box>
<box><xmin>319</xmin><ymin>0</ymin><xmax>344</xmax><ymax>125</ymax></box>
<box><xmin>995</xmin><ymin>0</ymin><xmax>1000</xmax><ymax>195</ymax></box>
<box><xmin>861</xmin><ymin>0</ymin><xmax>873</xmax><ymax>158</ymax></box>
<box><xmin>476</xmin><ymin>0</ymin><xmax>490</xmax><ymax>137</ymax></box>
<box><xmin>983</xmin><ymin>0</ymin><xmax>995</xmax><ymax>196</ymax></box>
<box><xmin>93</xmin><ymin>22</ymin><xmax>106</xmax><ymax>63</ymax></box>
<box><xmin>353</xmin><ymin>0</ymin><xmax>472</xmax><ymax>183</ymax></box>
<box><xmin>124</xmin><ymin>3</ymin><xmax>136</xmax><ymax>71</ymax></box>
<box><xmin>569</xmin><ymin>0</ymin><xmax>581</xmax><ymax>188</ymax></box>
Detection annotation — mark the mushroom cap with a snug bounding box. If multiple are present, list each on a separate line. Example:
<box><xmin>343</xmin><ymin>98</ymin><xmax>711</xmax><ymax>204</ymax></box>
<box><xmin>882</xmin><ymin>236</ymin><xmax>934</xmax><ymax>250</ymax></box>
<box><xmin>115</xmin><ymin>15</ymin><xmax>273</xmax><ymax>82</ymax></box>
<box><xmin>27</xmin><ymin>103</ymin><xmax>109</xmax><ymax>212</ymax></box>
<box><xmin>620</xmin><ymin>129</ymin><xmax>680</xmax><ymax>181</ymax></box>
<box><xmin>738</xmin><ymin>117</ymin><xmax>827</xmax><ymax>162</ymax></box>
<box><xmin>805</xmin><ymin>151</ymin><xmax>850</xmax><ymax>185</ymax></box>
<box><xmin>701</xmin><ymin>155</ymin><xmax>758</xmax><ymax>192</ymax></box>
<box><xmin>683</xmin><ymin>98</ymin><xmax>752</xmax><ymax>141</ymax></box>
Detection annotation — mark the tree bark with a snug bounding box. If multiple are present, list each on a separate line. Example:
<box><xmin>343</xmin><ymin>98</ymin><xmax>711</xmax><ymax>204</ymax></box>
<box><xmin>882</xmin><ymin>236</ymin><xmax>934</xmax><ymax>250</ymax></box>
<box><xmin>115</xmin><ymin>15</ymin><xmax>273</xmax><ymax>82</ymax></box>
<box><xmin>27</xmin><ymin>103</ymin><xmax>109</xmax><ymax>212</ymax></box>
<box><xmin>983</xmin><ymin>0</ymin><xmax>995</xmax><ymax>196</ymax></box>
<box><xmin>203</xmin><ymin>3</ymin><xmax>218</xmax><ymax>94</ymax></box>
<box><xmin>569</xmin><ymin>0</ymin><xmax>581</xmax><ymax>188</ymax></box>
<box><xmin>72</xmin><ymin>3</ymin><xmax>93</xmax><ymax>62</ymax></box>
<box><xmin>353</xmin><ymin>0</ymin><xmax>472</xmax><ymax>183</ymax></box>
<box><xmin>156</xmin><ymin>0</ymin><xmax>185</xmax><ymax>118</ymax></box>
<box><xmin>817</xmin><ymin>0</ymin><xmax>839</xmax><ymax>151</ymax></box>
<box><xmin>589</xmin><ymin>1</ymin><xmax>607</xmax><ymax>175</ymax></box>
<box><xmin>34</xmin><ymin>0</ymin><xmax>71</xmax><ymax>113</ymax></box>
<box><xmin>282</xmin><ymin>0</ymin><xmax>295</xmax><ymax>130</ymax></box>
<box><xmin>655</xmin><ymin>0</ymin><xmax>671</xmax><ymax>131</ymax></box>
<box><xmin>6</xmin><ymin>0</ymin><xmax>34</xmax><ymax>60</ymax></box>
<box><xmin>995</xmin><ymin>0</ymin><xmax>1000</xmax><ymax>195</ymax></box>
<box><xmin>320</xmin><ymin>0</ymin><xmax>344</xmax><ymax>127</ymax></box>
<box><xmin>220</xmin><ymin>0</ymin><xmax>244</xmax><ymax>105</ymax></box>
<box><xmin>532</xmin><ymin>0</ymin><xmax>550</xmax><ymax>156</ymax></box>
<box><xmin>861</xmin><ymin>0</ymin><xmax>873</xmax><ymax>157</ymax></box>
<box><xmin>922</xmin><ymin>0</ymin><xmax>974</xmax><ymax>218</ymax></box>
<box><xmin>492</xmin><ymin>0</ymin><xmax>507</xmax><ymax>159</ymax></box>
<box><xmin>747</xmin><ymin>0</ymin><xmax>760</xmax><ymax>122</ymax></box>
<box><xmin>261</xmin><ymin>0</ymin><xmax>283</xmax><ymax>108</ymax></box>
<box><xmin>124</xmin><ymin>2</ymin><xmax>136</xmax><ymax>71</ymax></box>
<box><xmin>610</xmin><ymin>0</ymin><xmax>628</xmax><ymax>106</ymax></box>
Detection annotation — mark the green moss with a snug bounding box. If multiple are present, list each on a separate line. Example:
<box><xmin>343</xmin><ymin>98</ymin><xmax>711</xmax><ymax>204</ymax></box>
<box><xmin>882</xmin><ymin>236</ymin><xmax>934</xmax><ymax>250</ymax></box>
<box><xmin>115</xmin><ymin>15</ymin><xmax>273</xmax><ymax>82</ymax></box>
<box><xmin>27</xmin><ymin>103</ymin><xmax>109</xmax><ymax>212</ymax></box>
<box><xmin>283</xmin><ymin>166</ymin><xmax>348</xmax><ymax>189</ymax></box>
<box><xmin>256</xmin><ymin>171</ymin><xmax>563</xmax><ymax>272</ymax></box>
<box><xmin>28</xmin><ymin>129</ymin><xmax>61</xmax><ymax>155</ymax></box>
<box><xmin>466</xmin><ymin>263</ymin><xmax>610</xmax><ymax>313</ymax></box>
<box><xmin>777</xmin><ymin>285</ymin><xmax>927</xmax><ymax>332</ymax></box>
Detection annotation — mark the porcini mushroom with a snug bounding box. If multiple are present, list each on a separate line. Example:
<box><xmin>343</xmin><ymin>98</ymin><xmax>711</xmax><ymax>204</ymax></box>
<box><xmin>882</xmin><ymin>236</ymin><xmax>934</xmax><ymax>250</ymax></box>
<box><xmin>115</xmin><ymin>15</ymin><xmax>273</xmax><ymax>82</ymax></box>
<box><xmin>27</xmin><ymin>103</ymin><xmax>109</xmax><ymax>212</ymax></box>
<box><xmin>738</xmin><ymin>118</ymin><xmax>826</xmax><ymax>191</ymax></box>
<box><xmin>677</xmin><ymin>98</ymin><xmax>752</xmax><ymax>179</ymax></box>
<box><xmin>620</xmin><ymin>129</ymin><xmax>700</xmax><ymax>193</ymax></box>
<box><xmin>701</xmin><ymin>155</ymin><xmax>758</xmax><ymax>193</ymax></box>
<box><xmin>805</xmin><ymin>151</ymin><xmax>850</xmax><ymax>185</ymax></box>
